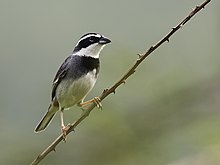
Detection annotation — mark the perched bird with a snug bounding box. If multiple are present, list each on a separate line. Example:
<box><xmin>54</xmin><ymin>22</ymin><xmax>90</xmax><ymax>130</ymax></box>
<box><xmin>35</xmin><ymin>33</ymin><xmax>111</xmax><ymax>138</ymax></box>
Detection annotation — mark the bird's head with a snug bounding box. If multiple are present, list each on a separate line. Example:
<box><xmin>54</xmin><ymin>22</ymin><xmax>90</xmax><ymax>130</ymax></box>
<box><xmin>73</xmin><ymin>33</ymin><xmax>111</xmax><ymax>58</ymax></box>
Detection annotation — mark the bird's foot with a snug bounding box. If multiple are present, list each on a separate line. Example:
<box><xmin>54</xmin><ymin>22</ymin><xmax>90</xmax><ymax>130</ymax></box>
<box><xmin>61</xmin><ymin>125</ymin><xmax>69</xmax><ymax>142</ymax></box>
<box><xmin>93</xmin><ymin>97</ymin><xmax>102</xmax><ymax>109</ymax></box>
<box><xmin>79</xmin><ymin>97</ymin><xmax>102</xmax><ymax>109</ymax></box>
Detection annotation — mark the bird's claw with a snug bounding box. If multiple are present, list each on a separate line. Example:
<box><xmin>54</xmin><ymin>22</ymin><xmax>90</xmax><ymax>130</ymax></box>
<box><xmin>79</xmin><ymin>97</ymin><xmax>102</xmax><ymax>109</ymax></box>
<box><xmin>61</xmin><ymin>125</ymin><xmax>69</xmax><ymax>142</ymax></box>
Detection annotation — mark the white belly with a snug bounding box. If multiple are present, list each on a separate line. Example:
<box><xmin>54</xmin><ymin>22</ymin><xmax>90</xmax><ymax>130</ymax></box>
<box><xmin>56</xmin><ymin>70</ymin><xmax>97</xmax><ymax>108</ymax></box>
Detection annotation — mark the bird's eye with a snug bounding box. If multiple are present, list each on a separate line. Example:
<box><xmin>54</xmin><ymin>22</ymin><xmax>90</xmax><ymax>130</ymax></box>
<box><xmin>89</xmin><ymin>38</ymin><xmax>94</xmax><ymax>43</ymax></box>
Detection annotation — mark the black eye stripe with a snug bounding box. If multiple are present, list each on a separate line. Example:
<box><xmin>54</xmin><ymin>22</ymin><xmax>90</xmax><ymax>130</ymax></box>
<box><xmin>72</xmin><ymin>33</ymin><xmax>103</xmax><ymax>52</ymax></box>
<box><xmin>89</xmin><ymin>36</ymin><xmax>99</xmax><ymax>43</ymax></box>
<box><xmin>74</xmin><ymin>36</ymin><xmax>101</xmax><ymax>52</ymax></box>
<box><xmin>80</xmin><ymin>36</ymin><xmax>99</xmax><ymax>45</ymax></box>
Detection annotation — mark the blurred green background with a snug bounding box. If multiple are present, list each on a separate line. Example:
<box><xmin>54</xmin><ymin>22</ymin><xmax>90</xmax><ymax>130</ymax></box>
<box><xmin>0</xmin><ymin>0</ymin><xmax>220</xmax><ymax>165</ymax></box>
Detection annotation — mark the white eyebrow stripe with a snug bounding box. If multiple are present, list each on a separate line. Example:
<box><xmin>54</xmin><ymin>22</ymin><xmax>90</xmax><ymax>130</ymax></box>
<box><xmin>76</xmin><ymin>34</ymin><xmax>102</xmax><ymax>46</ymax></box>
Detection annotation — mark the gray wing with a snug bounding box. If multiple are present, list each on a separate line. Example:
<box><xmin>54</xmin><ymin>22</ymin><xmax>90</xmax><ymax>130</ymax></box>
<box><xmin>51</xmin><ymin>56</ymin><xmax>72</xmax><ymax>101</ymax></box>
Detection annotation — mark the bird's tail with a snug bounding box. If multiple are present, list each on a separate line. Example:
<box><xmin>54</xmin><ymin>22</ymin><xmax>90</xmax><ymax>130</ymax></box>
<box><xmin>35</xmin><ymin>104</ymin><xmax>59</xmax><ymax>132</ymax></box>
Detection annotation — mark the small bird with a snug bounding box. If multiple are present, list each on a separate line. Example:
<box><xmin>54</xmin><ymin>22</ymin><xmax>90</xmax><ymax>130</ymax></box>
<box><xmin>35</xmin><ymin>33</ymin><xmax>111</xmax><ymax>138</ymax></box>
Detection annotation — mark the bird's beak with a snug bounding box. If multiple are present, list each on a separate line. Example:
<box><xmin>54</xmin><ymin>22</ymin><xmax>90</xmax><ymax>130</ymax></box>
<box><xmin>99</xmin><ymin>37</ymin><xmax>111</xmax><ymax>44</ymax></box>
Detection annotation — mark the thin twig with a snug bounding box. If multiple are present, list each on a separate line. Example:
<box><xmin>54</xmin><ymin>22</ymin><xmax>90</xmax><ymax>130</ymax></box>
<box><xmin>31</xmin><ymin>0</ymin><xmax>211</xmax><ymax>164</ymax></box>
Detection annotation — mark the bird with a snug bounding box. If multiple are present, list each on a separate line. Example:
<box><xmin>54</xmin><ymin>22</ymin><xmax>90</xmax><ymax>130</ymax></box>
<box><xmin>35</xmin><ymin>32</ymin><xmax>111</xmax><ymax>138</ymax></box>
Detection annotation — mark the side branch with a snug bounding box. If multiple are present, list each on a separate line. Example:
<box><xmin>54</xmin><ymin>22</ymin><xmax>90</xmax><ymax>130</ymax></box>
<box><xmin>31</xmin><ymin>0</ymin><xmax>211</xmax><ymax>164</ymax></box>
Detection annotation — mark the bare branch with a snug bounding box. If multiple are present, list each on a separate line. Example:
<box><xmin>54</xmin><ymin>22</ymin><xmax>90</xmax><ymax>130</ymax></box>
<box><xmin>31</xmin><ymin>0</ymin><xmax>212</xmax><ymax>164</ymax></box>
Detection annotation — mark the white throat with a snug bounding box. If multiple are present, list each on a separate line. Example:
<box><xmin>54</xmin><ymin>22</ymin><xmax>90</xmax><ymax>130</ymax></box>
<box><xmin>74</xmin><ymin>44</ymin><xmax>105</xmax><ymax>58</ymax></box>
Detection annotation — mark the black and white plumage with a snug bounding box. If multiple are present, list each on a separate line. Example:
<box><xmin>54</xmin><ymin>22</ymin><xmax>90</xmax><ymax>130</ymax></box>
<box><xmin>35</xmin><ymin>33</ymin><xmax>111</xmax><ymax>133</ymax></box>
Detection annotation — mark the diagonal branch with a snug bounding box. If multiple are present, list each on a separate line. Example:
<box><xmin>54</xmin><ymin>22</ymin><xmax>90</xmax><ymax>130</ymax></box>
<box><xmin>30</xmin><ymin>0</ymin><xmax>211</xmax><ymax>164</ymax></box>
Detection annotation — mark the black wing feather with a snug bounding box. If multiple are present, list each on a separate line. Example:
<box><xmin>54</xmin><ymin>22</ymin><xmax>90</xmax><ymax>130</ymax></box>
<box><xmin>51</xmin><ymin>56</ymin><xmax>71</xmax><ymax>101</ymax></box>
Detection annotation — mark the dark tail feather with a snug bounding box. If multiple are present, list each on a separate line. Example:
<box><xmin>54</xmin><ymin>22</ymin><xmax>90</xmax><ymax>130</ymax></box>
<box><xmin>35</xmin><ymin>105</ymin><xmax>59</xmax><ymax>132</ymax></box>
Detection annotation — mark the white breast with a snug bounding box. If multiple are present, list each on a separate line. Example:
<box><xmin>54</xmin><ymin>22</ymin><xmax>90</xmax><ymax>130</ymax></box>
<box><xmin>56</xmin><ymin>69</ymin><xmax>98</xmax><ymax>108</ymax></box>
